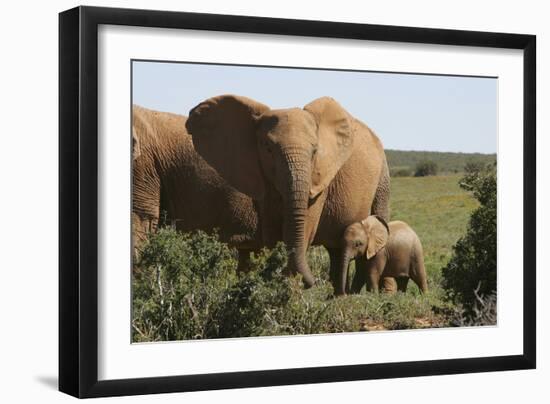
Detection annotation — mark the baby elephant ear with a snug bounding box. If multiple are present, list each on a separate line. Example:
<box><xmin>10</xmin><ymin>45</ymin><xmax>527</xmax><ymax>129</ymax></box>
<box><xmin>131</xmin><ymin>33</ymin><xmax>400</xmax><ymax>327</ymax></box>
<box><xmin>361</xmin><ymin>216</ymin><xmax>389</xmax><ymax>259</ymax></box>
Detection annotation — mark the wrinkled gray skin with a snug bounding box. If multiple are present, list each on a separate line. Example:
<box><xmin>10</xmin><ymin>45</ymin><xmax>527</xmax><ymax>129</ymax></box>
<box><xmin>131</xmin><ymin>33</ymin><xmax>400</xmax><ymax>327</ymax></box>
<box><xmin>132</xmin><ymin>105</ymin><xmax>261</xmax><ymax>271</ymax></box>
<box><xmin>186</xmin><ymin>95</ymin><xmax>390</xmax><ymax>289</ymax></box>
<box><xmin>339</xmin><ymin>218</ymin><xmax>428</xmax><ymax>295</ymax></box>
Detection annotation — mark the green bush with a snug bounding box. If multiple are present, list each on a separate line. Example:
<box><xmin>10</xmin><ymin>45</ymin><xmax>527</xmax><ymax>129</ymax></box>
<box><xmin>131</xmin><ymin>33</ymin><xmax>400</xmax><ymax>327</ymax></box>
<box><xmin>414</xmin><ymin>160</ymin><xmax>438</xmax><ymax>177</ymax></box>
<box><xmin>448</xmin><ymin>290</ymin><xmax>497</xmax><ymax>327</ymax></box>
<box><xmin>391</xmin><ymin>168</ymin><xmax>412</xmax><ymax>177</ymax></box>
<box><xmin>464</xmin><ymin>160</ymin><xmax>485</xmax><ymax>174</ymax></box>
<box><xmin>210</xmin><ymin>244</ymin><xmax>294</xmax><ymax>337</ymax></box>
<box><xmin>132</xmin><ymin>228</ymin><xmax>238</xmax><ymax>341</ymax></box>
<box><xmin>132</xmin><ymin>230</ymin><xmax>445</xmax><ymax>341</ymax></box>
<box><xmin>442</xmin><ymin>163</ymin><xmax>496</xmax><ymax>319</ymax></box>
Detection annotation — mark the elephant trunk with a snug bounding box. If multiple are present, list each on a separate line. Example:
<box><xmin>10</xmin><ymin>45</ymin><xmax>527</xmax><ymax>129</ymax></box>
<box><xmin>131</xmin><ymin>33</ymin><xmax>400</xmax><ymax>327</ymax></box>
<box><xmin>282</xmin><ymin>148</ymin><xmax>315</xmax><ymax>288</ymax></box>
<box><xmin>337</xmin><ymin>249</ymin><xmax>353</xmax><ymax>295</ymax></box>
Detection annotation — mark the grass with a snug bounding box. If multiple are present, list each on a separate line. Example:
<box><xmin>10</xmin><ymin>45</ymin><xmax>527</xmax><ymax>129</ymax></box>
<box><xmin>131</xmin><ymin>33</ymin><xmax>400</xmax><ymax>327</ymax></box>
<box><xmin>383</xmin><ymin>175</ymin><xmax>479</xmax><ymax>323</ymax></box>
<box><xmin>390</xmin><ymin>175</ymin><xmax>478</xmax><ymax>282</ymax></box>
<box><xmin>132</xmin><ymin>174</ymin><xmax>479</xmax><ymax>341</ymax></box>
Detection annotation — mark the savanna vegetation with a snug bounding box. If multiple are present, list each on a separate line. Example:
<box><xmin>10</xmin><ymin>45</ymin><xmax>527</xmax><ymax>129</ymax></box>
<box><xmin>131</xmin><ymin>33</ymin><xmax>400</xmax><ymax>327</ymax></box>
<box><xmin>132</xmin><ymin>155</ymin><xmax>497</xmax><ymax>342</ymax></box>
<box><xmin>442</xmin><ymin>163</ymin><xmax>497</xmax><ymax>322</ymax></box>
<box><xmin>387</xmin><ymin>149</ymin><xmax>496</xmax><ymax>176</ymax></box>
<box><xmin>414</xmin><ymin>160</ymin><xmax>439</xmax><ymax>177</ymax></box>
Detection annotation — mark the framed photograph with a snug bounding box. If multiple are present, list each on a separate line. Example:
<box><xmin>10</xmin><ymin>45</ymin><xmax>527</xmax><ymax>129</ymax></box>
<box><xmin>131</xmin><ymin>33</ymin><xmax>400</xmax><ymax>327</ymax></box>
<box><xmin>59</xmin><ymin>6</ymin><xmax>536</xmax><ymax>398</ymax></box>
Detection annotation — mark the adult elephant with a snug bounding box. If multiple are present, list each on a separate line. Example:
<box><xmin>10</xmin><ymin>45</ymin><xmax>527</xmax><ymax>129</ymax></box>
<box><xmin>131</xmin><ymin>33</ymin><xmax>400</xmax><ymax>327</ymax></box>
<box><xmin>186</xmin><ymin>95</ymin><xmax>390</xmax><ymax>289</ymax></box>
<box><xmin>132</xmin><ymin>105</ymin><xmax>261</xmax><ymax>270</ymax></box>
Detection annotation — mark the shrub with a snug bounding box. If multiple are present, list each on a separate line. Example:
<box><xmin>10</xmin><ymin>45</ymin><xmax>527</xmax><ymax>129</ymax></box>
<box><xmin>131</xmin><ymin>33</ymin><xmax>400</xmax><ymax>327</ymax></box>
<box><xmin>132</xmin><ymin>231</ymin><xmax>446</xmax><ymax>341</ymax></box>
<box><xmin>132</xmin><ymin>228</ymin><xmax>238</xmax><ymax>341</ymax></box>
<box><xmin>414</xmin><ymin>160</ymin><xmax>438</xmax><ymax>177</ymax></box>
<box><xmin>211</xmin><ymin>243</ymin><xmax>294</xmax><ymax>337</ymax></box>
<box><xmin>391</xmin><ymin>168</ymin><xmax>412</xmax><ymax>177</ymax></box>
<box><xmin>442</xmin><ymin>163</ymin><xmax>496</xmax><ymax>320</ymax></box>
<box><xmin>448</xmin><ymin>288</ymin><xmax>497</xmax><ymax>327</ymax></box>
<box><xmin>464</xmin><ymin>160</ymin><xmax>485</xmax><ymax>174</ymax></box>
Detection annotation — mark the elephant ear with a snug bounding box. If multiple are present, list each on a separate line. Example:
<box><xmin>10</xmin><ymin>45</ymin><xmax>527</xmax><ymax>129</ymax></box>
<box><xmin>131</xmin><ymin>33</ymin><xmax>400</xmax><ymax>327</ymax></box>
<box><xmin>132</xmin><ymin>126</ymin><xmax>141</xmax><ymax>160</ymax></box>
<box><xmin>361</xmin><ymin>216</ymin><xmax>389</xmax><ymax>259</ymax></box>
<box><xmin>186</xmin><ymin>95</ymin><xmax>270</xmax><ymax>199</ymax></box>
<box><xmin>304</xmin><ymin>97</ymin><xmax>354</xmax><ymax>199</ymax></box>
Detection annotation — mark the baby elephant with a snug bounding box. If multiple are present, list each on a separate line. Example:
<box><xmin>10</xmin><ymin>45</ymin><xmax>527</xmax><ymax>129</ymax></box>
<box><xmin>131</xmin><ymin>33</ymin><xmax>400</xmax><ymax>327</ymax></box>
<box><xmin>337</xmin><ymin>216</ymin><xmax>428</xmax><ymax>295</ymax></box>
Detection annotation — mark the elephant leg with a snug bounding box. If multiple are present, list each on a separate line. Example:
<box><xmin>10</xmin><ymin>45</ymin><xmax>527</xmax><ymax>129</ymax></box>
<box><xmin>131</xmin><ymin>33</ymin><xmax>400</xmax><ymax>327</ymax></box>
<box><xmin>345</xmin><ymin>270</ymin><xmax>352</xmax><ymax>294</ymax></box>
<box><xmin>396</xmin><ymin>277</ymin><xmax>409</xmax><ymax>293</ymax></box>
<box><xmin>363</xmin><ymin>259</ymin><xmax>381</xmax><ymax>293</ymax></box>
<box><xmin>132</xmin><ymin>213</ymin><xmax>159</xmax><ymax>260</ymax></box>
<box><xmin>361</xmin><ymin>255</ymin><xmax>385</xmax><ymax>293</ymax></box>
<box><xmin>350</xmin><ymin>265</ymin><xmax>365</xmax><ymax>294</ymax></box>
<box><xmin>366</xmin><ymin>270</ymin><xmax>380</xmax><ymax>293</ymax></box>
<box><xmin>410</xmin><ymin>256</ymin><xmax>429</xmax><ymax>294</ymax></box>
<box><xmin>350</xmin><ymin>271</ymin><xmax>366</xmax><ymax>294</ymax></box>
<box><xmin>349</xmin><ymin>256</ymin><xmax>368</xmax><ymax>293</ymax></box>
<box><xmin>380</xmin><ymin>277</ymin><xmax>398</xmax><ymax>294</ymax></box>
<box><xmin>410</xmin><ymin>271</ymin><xmax>428</xmax><ymax>294</ymax></box>
<box><xmin>236</xmin><ymin>249</ymin><xmax>252</xmax><ymax>274</ymax></box>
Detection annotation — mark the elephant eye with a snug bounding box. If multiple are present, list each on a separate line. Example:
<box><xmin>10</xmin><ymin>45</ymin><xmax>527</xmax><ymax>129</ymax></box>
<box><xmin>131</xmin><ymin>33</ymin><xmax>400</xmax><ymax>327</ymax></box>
<box><xmin>355</xmin><ymin>240</ymin><xmax>362</xmax><ymax>247</ymax></box>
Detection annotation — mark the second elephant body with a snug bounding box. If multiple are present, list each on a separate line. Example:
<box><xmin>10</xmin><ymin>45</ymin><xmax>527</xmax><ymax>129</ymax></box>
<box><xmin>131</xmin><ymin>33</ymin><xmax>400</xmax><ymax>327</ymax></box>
<box><xmin>132</xmin><ymin>105</ymin><xmax>261</xmax><ymax>267</ymax></box>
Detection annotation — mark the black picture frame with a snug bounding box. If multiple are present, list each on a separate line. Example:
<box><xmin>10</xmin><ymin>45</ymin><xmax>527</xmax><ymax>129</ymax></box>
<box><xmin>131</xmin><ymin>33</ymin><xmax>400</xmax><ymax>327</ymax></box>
<box><xmin>59</xmin><ymin>5</ymin><xmax>536</xmax><ymax>398</ymax></box>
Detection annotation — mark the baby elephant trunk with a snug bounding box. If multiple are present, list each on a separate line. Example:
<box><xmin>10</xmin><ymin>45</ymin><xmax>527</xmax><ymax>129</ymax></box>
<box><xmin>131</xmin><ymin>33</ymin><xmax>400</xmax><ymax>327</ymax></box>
<box><xmin>337</xmin><ymin>249</ymin><xmax>354</xmax><ymax>296</ymax></box>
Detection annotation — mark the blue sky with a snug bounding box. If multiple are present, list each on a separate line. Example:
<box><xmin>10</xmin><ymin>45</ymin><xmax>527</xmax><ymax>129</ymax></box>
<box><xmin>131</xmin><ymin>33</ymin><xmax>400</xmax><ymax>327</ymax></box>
<box><xmin>132</xmin><ymin>61</ymin><xmax>497</xmax><ymax>154</ymax></box>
